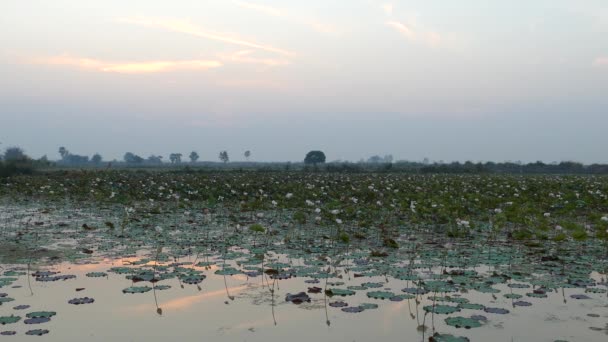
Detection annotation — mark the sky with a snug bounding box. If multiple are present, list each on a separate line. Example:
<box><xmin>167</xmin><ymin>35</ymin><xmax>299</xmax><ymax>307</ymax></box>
<box><xmin>1</xmin><ymin>0</ymin><xmax>607</xmax><ymax>163</ymax></box>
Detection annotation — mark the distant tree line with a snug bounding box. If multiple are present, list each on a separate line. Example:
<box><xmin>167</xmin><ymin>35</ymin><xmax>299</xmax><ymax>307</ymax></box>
<box><xmin>0</xmin><ymin>146</ymin><xmax>50</xmax><ymax>177</ymax></box>
<box><xmin>2</xmin><ymin>145</ymin><xmax>608</xmax><ymax>175</ymax></box>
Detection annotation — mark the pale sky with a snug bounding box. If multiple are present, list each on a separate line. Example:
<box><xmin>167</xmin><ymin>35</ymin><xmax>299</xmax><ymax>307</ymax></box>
<box><xmin>1</xmin><ymin>0</ymin><xmax>607</xmax><ymax>163</ymax></box>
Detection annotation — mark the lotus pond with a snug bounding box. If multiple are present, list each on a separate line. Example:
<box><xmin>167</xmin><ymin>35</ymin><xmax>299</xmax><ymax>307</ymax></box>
<box><xmin>0</xmin><ymin>172</ymin><xmax>607</xmax><ymax>341</ymax></box>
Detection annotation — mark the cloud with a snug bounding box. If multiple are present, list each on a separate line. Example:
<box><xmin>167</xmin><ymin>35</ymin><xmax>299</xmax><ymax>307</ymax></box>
<box><xmin>120</xmin><ymin>17</ymin><xmax>295</xmax><ymax>57</ymax></box>
<box><xmin>233</xmin><ymin>1</ymin><xmax>340</xmax><ymax>36</ymax></box>
<box><xmin>219</xmin><ymin>50</ymin><xmax>290</xmax><ymax>66</ymax></box>
<box><xmin>593</xmin><ymin>57</ymin><xmax>608</xmax><ymax>67</ymax></box>
<box><xmin>386</xmin><ymin>20</ymin><xmax>442</xmax><ymax>47</ymax></box>
<box><xmin>27</xmin><ymin>55</ymin><xmax>222</xmax><ymax>73</ymax></box>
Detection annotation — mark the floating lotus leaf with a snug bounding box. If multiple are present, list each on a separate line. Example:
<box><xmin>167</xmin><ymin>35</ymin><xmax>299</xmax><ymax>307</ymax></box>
<box><xmin>180</xmin><ymin>274</ymin><xmax>206</xmax><ymax>285</ymax></box>
<box><xmin>307</xmin><ymin>286</ymin><xmax>322</xmax><ymax>293</ymax></box>
<box><xmin>513</xmin><ymin>301</ymin><xmax>532</xmax><ymax>307</ymax></box>
<box><xmin>429</xmin><ymin>333</ymin><xmax>470</xmax><ymax>342</ymax></box>
<box><xmin>285</xmin><ymin>292</ymin><xmax>310</xmax><ymax>304</ymax></box>
<box><xmin>424</xmin><ymin>305</ymin><xmax>461</xmax><ymax>314</ymax></box>
<box><xmin>24</xmin><ymin>317</ymin><xmax>51</xmax><ymax>324</ymax></box>
<box><xmin>86</xmin><ymin>272</ymin><xmax>107</xmax><ymax>278</ymax></box>
<box><xmin>526</xmin><ymin>292</ymin><xmax>547</xmax><ymax>298</ymax></box>
<box><xmin>329</xmin><ymin>301</ymin><xmax>348</xmax><ymax>307</ymax></box>
<box><xmin>429</xmin><ymin>296</ymin><xmax>469</xmax><ymax>304</ymax></box>
<box><xmin>0</xmin><ymin>331</ymin><xmax>16</xmax><ymax>335</ymax></box>
<box><xmin>341</xmin><ymin>306</ymin><xmax>364</xmax><ymax>313</ymax></box>
<box><xmin>13</xmin><ymin>305</ymin><xmax>30</xmax><ymax>310</ymax></box>
<box><xmin>123</xmin><ymin>286</ymin><xmax>152</xmax><ymax>294</ymax></box>
<box><xmin>347</xmin><ymin>285</ymin><xmax>368</xmax><ymax>291</ymax></box>
<box><xmin>359</xmin><ymin>303</ymin><xmax>378</xmax><ymax>310</ymax></box>
<box><xmin>327</xmin><ymin>282</ymin><xmax>345</xmax><ymax>286</ymax></box>
<box><xmin>108</xmin><ymin>267</ymin><xmax>132</xmax><ymax>274</ymax></box>
<box><xmin>508</xmin><ymin>283</ymin><xmax>530</xmax><ymax>288</ymax></box>
<box><xmin>154</xmin><ymin>285</ymin><xmax>171</xmax><ymax>290</ymax></box>
<box><xmin>424</xmin><ymin>281</ymin><xmax>457</xmax><ymax>292</ymax></box>
<box><xmin>366</xmin><ymin>291</ymin><xmax>395</xmax><ymax>300</ymax></box>
<box><xmin>445</xmin><ymin>316</ymin><xmax>483</xmax><ymax>329</ymax></box>
<box><xmin>214</xmin><ymin>268</ymin><xmax>241</xmax><ymax>276</ymax></box>
<box><xmin>570</xmin><ymin>294</ymin><xmax>590</xmax><ymax>300</ymax></box>
<box><xmin>26</xmin><ymin>312</ymin><xmax>56</xmax><ymax>319</ymax></box>
<box><xmin>585</xmin><ymin>288</ymin><xmax>606</xmax><ymax>294</ymax></box>
<box><xmin>68</xmin><ymin>297</ymin><xmax>95</xmax><ymax>305</ymax></box>
<box><xmin>458</xmin><ymin>303</ymin><xmax>485</xmax><ymax>310</ymax></box>
<box><xmin>484</xmin><ymin>307</ymin><xmax>509</xmax><ymax>314</ymax></box>
<box><xmin>36</xmin><ymin>275</ymin><xmax>76</xmax><ymax>282</ymax></box>
<box><xmin>325</xmin><ymin>288</ymin><xmax>355</xmax><ymax>297</ymax></box>
<box><xmin>0</xmin><ymin>315</ymin><xmax>21</xmax><ymax>325</ymax></box>
<box><xmin>361</xmin><ymin>282</ymin><xmax>383</xmax><ymax>288</ymax></box>
<box><xmin>25</xmin><ymin>329</ymin><xmax>49</xmax><ymax>336</ymax></box>
<box><xmin>503</xmin><ymin>294</ymin><xmax>522</xmax><ymax>299</ymax></box>
<box><xmin>0</xmin><ymin>297</ymin><xmax>14</xmax><ymax>304</ymax></box>
<box><xmin>401</xmin><ymin>287</ymin><xmax>428</xmax><ymax>295</ymax></box>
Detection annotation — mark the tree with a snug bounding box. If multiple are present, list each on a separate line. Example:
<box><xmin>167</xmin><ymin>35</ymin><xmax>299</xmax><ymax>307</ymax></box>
<box><xmin>124</xmin><ymin>152</ymin><xmax>144</xmax><ymax>164</ymax></box>
<box><xmin>147</xmin><ymin>155</ymin><xmax>163</xmax><ymax>165</ymax></box>
<box><xmin>304</xmin><ymin>151</ymin><xmax>326</xmax><ymax>165</ymax></box>
<box><xmin>3</xmin><ymin>147</ymin><xmax>28</xmax><ymax>161</ymax></box>
<box><xmin>219</xmin><ymin>151</ymin><xmax>229</xmax><ymax>163</ymax></box>
<box><xmin>169</xmin><ymin>153</ymin><xmax>182</xmax><ymax>164</ymax></box>
<box><xmin>59</xmin><ymin>146</ymin><xmax>69</xmax><ymax>160</ymax></box>
<box><xmin>367</xmin><ymin>155</ymin><xmax>382</xmax><ymax>163</ymax></box>
<box><xmin>91</xmin><ymin>153</ymin><xmax>102</xmax><ymax>164</ymax></box>
<box><xmin>189</xmin><ymin>151</ymin><xmax>199</xmax><ymax>163</ymax></box>
<box><xmin>244</xmin><ymin>150</ymin><xmax>251</xmax><ymax>161</ymax></box>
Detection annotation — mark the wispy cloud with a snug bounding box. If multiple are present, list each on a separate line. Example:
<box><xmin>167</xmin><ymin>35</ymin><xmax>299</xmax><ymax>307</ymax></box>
<box><xmin>120</xmin><ymin>17</ymin><xmax>295</xmax><ymax>57</ymax></box>
<box><xmin>593</xmin><ymin>57</ymin><xmax>608</xmax><ymax>67</ymax></box>
<box><xmin>386</xmin><ymin>20</ymin><xmax>442</xmax><ymax>47</ymax></box>
<box><xmin>219</xmin><ymin>50</ymin><xmax>290</xmax><ymax>66</ymax></box>
<box><xmin>27</xmin><ymin>55</ymin><xmax>222</xmax><ymax>73</ymax></box>
<box><xmin>233</xmin><ymin>1</ymin><xmax>340</xmax><ymax>36</ymax></box>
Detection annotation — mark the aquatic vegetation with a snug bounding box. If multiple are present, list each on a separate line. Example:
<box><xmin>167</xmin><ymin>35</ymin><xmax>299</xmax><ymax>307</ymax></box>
<box><xmin>0</xmin><ymin>172</ymin><xmax>607</xmax><ymax>340</ymax></box>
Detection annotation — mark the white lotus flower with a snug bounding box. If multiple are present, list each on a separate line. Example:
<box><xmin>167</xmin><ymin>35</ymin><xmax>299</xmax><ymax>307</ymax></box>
<box><xmin>601</xmin><ymin>216</ymin><xmax>608</xmax><ymax>222</ymax></box>
<box><xmin>286</xmin><ymin>193</ymin><xmax>293</xmax><ymax>199</ymax></box>
<box><xmin>544</xmin><ymin>213</ymin><xmax>550</xmax><ymax>217</ymax></box>
<box><xmin>456</xmin><ymin>219</ymin><xmax>470</xmax><ymax>228</ymax></box>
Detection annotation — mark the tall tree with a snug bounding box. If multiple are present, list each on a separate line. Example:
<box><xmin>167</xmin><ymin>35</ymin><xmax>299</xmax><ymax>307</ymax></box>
<box><xmin>169</xmin><ymin>153</ymin><xmax>182</xmax><ymax>164</ymax></box>
<box><xmin>58</xmin><ymin>146</ymin><xmax>69</xmax><ymax>160</ymax></box>
<box><xmin>304</xmin><ymin>151</ymin><xmax>326</xmax><ymax>165</ymax></box>
<box><xmin>244</xmin><ymin>150</ymin><xmax>251</xmax><ymax>161</ymax></box>
<box><xmin>219</xmin><ymin>151</ymin><xmax>229</xmax><ymax>163</ymax></box>
<box><xmin>124</xmin><ymin>152</ymin><xmax>143</xmax><ymax>164</ymax></box>
<box><xmin>91</xmin><ymin>153</ymin><xmax>102</xmax><ymax>164</ymax></box>
<box><xmin>4</xmin><ymin>147</ymin><xmax>28</xmax><ymax>161</ymax></box>
<box><xmin>189</xmin><ymin>151</ymin><xmax>199</xmax><ymax>163</ymax></box>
